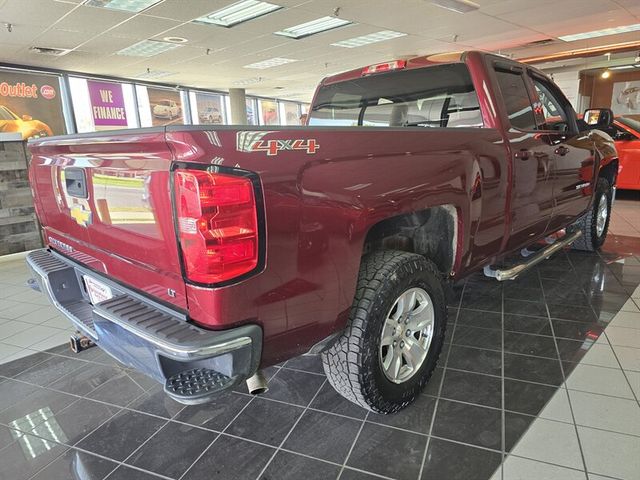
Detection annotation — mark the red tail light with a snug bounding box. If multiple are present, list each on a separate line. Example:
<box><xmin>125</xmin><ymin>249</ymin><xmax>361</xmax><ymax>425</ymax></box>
<box><xmin>174</xmin><ymin>169</ymin><xmax>259</xmax><ymax>284</ymax></box>
<box><xmin>362</xmin><ymin>60</ymin><xmax>406</xmax><ymax>76</ymax></box>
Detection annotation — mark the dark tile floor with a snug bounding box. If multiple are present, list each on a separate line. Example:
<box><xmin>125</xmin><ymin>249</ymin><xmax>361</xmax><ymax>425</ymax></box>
<box><xmin>1</xmin><ymin>197</ymin><xmax>639</xmax><ymax>480</ymax></box>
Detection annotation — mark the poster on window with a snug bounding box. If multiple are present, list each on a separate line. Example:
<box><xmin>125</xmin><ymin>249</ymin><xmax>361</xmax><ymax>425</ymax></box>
<box><xmin>146</xmin><ymin>87</ymin><xmax>183</xmax><ymax>126</ymax></box>
<box><xmin>87</xmin><ymin>80</ymin><xmax>127</xmax><ymax>130</ymax></box>
<box><xmin>260</xmin><ymin>100</ymin><xmax>279</xmax><ymax>125</ymax></box>
<box><xmin>611</xmin><ymin>80</ymin><xmax>640</xmax><ymax>115</ymax></box>
<box><xmin>194</xmin><ymin>92</ymin><xmax>224</xmax><ymax>124</ymax></box>
<box><xmin>0</xmin><ymin>70</ymin><xmax>66</xmax><ymax>139</ymax></box>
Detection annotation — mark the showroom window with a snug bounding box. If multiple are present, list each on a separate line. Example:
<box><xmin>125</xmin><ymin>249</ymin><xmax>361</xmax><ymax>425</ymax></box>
<box><xmin>69</xmin><ymin>77</ymin><xmax>138</xmax><ymax>133</ymax></box>
<box><xmin>309</xmin><ymin>63</ymin><xmax>483</xmax><ymax>128</ymax></box>
<box><xmin>493</xmin><ymin>69</ymin><xmax>537</xmax><ymax>131</ymax></box>
<box><xmin>258</xmin><ymin>99</ymin><xmax>279</xmax><ymax>125</ymax></box>
<box><xmin>189</xmin><ymin>91</ymin><xmax>226</xmax><ymax>125</ymax></box>
<box><xmin>136</xmin><ymin>85</ymin><xmax>186</xmax><ymax>127</ymax></box>
<box><xmin>279</xmin><ymin>101</ymin><xmax>301</xmax><ymax>125</ymax></box>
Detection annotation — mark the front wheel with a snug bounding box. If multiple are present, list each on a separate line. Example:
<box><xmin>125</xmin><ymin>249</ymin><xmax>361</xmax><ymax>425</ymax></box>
<box><xmin>572</xmin><ymin>177</ymin><xmax>612</xmax><ymax>251</ymax></box>
<box><xmin>322</xmin><ymin>250</ymin><xmax>447</xmax><ymax>414</ymax></box>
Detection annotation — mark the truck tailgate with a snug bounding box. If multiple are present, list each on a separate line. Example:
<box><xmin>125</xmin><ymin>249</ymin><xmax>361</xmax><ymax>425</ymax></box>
<box><xmin>28</xmin><ymin>129</ymin><xmax>187</xmax><ymax>309</ymax></box>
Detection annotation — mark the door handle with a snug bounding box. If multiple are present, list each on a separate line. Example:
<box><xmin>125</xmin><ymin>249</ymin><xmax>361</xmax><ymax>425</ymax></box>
<box><xmin>514</xmin><ymin>149</ymin><xmax>531</xmax><ymax>160</ymax></box>
<box><xmin>555</xmin><ymin>146</ymin><xmax>570</xmax><ymax>156</ymax></box>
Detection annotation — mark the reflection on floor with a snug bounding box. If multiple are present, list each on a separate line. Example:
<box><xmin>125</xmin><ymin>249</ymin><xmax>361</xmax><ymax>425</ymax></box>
<box><xmin>0</xmin><ymin>194</ymin><xmax>639</xmax><ymax>480</ymax></box>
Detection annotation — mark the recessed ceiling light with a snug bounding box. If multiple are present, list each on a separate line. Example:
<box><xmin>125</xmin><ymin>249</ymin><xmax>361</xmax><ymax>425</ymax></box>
<box><xmin>243</xmin><ymin>57</ymin><xmax>297</xmax><ymax>69</ymax></box>
<box><xmin>559</xmin><ymin>23</ymin><xmax>640</xmax><ymax>42</ymax></box>
<box><xmin>233</xmin><ymin>77</ymin><xmax>264</xmax><ymax>85</ymax></box>
<box><xmin>135</xmin><ymin>70</ymin><xmax>175</xmax><ymax>79</ymax></box>
<box><xmin>163</xmin><ymin>36</ymin><xmax>188</xmax><ymax>44</ymax></box>
<box><xmin>331</xmin><ymin>30</ymin><xmax>407</xmax><ymax>48</ymax></box>
<box><xmin>274</xmin><ymin>16</ymin><xmax>352</xmax><ymax>39</ymax></box>
<box><xmin>117</xmin><ymin>39</ymin><xmax>181</xmax><ymax>57</ymax></box>
<box><xmin>83</xmin><ymin>0</ymin><xmax>161</xmax><ymax>12</ymax></box>
<box><xmin>194</xmin><ymin>0</ymin><xmax>283</xmax><ymax>28</ymax></box>
<box><xmin>430</xmin><ymin>0</ymin><xmax>479</xmax><ymax>14</ymax></box>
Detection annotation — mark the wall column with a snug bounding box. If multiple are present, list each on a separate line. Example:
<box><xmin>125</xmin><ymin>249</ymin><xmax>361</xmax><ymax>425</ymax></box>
<box><xmin>229</xmin><ymin>88</ymin><xmax>248</xmax><ymax>124</ymax></box>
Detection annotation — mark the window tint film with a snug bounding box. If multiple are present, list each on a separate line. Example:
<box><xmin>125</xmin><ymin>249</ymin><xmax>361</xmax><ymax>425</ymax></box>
<box><xmin>309</xmin><ymin>63</ymin><xmax>483</xmax><ymax>128</ymax></box>
<box><xmin>494</xmin><ymin>69</ymin><xmax>536</xmax><ymax>130</ymax></box>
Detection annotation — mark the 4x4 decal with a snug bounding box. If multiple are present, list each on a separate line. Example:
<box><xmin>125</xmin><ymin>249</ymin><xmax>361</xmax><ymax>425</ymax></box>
<box><xmin>237</xmin><ymin>131</ymin><xmax>319</xmax><ymax>156</ymax></box>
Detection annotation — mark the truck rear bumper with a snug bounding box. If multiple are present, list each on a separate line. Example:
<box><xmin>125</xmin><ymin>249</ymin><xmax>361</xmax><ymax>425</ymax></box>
<box><xmin>26</xmin><ymin>248</ymin><xmax>262</xmax><ymax>404</ymax></box>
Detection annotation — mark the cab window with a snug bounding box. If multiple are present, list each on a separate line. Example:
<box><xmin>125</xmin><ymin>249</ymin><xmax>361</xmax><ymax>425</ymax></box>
<box><xmin>530</xmin><ymin>76</ymin><xmax>572</xmax><ymax>132</ymax></box>
<box><xmin>493</xmin><ymin>69</ymin><xmax>537</xmax><ymax>131</ymax></box>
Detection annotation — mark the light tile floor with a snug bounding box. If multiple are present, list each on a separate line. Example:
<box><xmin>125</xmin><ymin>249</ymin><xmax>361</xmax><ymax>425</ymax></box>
<box><xmin>0</xmin><ymin>194</ymin><xmax>639</xmax><ymax>480</ymax></box>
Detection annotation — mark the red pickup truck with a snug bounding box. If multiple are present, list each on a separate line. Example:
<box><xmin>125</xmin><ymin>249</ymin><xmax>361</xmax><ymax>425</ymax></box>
<box><xmin>26</xmin><ymin>51</ymin><xmax>617</xmax><ymax>414</ymax></box>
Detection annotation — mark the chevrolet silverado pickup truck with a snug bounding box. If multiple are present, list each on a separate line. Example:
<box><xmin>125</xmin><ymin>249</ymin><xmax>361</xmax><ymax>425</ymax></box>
<box><xmin>26</xmin><ymin>51</ymin><xmax>617</xmax><ymax>414</ymax></box>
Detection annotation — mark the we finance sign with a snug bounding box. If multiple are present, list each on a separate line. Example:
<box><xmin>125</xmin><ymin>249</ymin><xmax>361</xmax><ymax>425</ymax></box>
<box><xmin>87</xmin><ymin>80</ymin><xmax>127</xmax><ymax>128</ymax></box>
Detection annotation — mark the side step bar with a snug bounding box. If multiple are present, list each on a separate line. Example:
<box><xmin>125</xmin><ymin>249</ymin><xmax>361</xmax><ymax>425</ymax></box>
<box><xmin>484</xmin><ymin>230</ymin><xmax>582</xmax><ymax>281</ymax></box>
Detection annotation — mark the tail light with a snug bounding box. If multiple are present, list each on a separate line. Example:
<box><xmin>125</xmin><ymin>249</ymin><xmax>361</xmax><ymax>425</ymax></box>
<box><xmin>174</xmin><ymin>169</ymin><xmax>259</xmax><ymax>284</ymax></box>
<box><xmin>362</xmin><ymin>60</ymin><xmax>406</xmax><ymax>76</ymax></box>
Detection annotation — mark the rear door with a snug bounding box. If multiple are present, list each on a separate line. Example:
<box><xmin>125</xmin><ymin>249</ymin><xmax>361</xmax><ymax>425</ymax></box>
<box><xmin>491</xmin><ymin>63</ymin><xmax>555</xmax><ymax>251</ymax></box>
<box><xmin>526</xmin><ymin>72</ymin><xmax>595</xmax><ymax>231</ymax></box>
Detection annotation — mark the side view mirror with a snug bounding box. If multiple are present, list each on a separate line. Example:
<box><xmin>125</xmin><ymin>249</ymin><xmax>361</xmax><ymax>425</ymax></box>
<box><xmin>583</xmin><ymin>108</ymin><xmax>613</xmax><ymax>128</ymax></box>
<box><xmin>21</xmin><ymin>114</ymin><xmax>33</xmax><ymax>121</ymax></box>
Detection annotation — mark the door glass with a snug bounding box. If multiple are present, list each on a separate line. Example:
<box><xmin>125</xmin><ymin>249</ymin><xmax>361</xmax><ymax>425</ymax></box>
<box><xmin>494</xmin><ymin>69</ymin><xmax>536</xmax><ymax>130</ymax></box>
<box><xmin>530</xmin><ymin>78</ymin><xmax>570</xmax><ymax>131</ymax></box>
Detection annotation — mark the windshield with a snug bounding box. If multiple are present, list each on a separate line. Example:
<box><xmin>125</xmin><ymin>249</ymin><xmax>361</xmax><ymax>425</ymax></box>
<box><xmin>617</xmin><ymin>115</ymin><xmax>640</xmax><ymax>133</ymax></box>
<box><xmin>158</xmin><ymin>100</ymin><xmax>172</xmax><ymax>106</ymax></box>
<box><xmin>0</xmin><ymin>106</ymin><xmax>19</xmax><ymax>121</ymax></box>
<box><xmin>309</xmin><ymin>63</ymin><xmax>483</xmax><ymax>128</ymax></box>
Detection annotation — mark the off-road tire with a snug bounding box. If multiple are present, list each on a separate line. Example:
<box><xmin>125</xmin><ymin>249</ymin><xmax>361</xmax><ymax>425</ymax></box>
<box><xmin>321</xmin><ymin>250</ymin><xmax>447</xmax><ymax>414</ymax></box>
<box><xmin>572</xmin><ymin>177</ymin><xmax>612</xmax><ymax>251</ymax></box>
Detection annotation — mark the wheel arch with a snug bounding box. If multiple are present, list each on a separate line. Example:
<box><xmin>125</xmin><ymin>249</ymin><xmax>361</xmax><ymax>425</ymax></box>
<box><xmin>361</xmin><ymin>205</ymin><xmax>459</xmax><ymax>276</ymax></box>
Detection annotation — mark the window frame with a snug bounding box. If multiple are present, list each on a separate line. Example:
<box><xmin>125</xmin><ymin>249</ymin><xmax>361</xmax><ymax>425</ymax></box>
<box><xmin>491</xmin><ymin>62</ymin><xmax>538</xmax><ymax>132</ymax></box>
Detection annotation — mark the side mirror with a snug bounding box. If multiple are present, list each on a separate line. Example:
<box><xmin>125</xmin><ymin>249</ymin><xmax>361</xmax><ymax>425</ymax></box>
<box><xmin>583</xmin><ymin>108</ymin><xmax>613</xmax><ymax>128</ymax></box>
<box><xmin>21</xmin><ymin>114</ymin><xmax>33</xmax><ymax>121</ymax></box>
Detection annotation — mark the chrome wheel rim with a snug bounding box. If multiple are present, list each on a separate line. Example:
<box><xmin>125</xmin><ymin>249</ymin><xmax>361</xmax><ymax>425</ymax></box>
<box><xmin>379</xmin><ymin>287</ymin><xmax>435</xmax><ymax>384</ymax></box>
<box><xmin>596</xmin><ymin>193</ymin><xmax>608</xmax><ymax>238</ymax></box>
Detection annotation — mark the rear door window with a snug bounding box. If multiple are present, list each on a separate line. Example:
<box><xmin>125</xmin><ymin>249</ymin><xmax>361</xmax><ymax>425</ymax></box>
<box><xmin>309</xmin><ymin>63</ymin><xmax>483</xmax><ymax>128</ymax></box>
<box><xmin>493</xmin><ymin>69</ymin><xmax>537</xmax><ymax>131</ymax></box>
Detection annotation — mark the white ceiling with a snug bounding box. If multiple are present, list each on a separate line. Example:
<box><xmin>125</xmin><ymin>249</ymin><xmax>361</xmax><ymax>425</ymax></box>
<box><xmin>0</xmin><ymin>0</ymin><xmax>639</xmax><ymax>101</ymax></box>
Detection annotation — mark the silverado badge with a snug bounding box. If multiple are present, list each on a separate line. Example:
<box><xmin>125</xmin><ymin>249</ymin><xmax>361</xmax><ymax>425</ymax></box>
<box><xmin>70</xmin><ymin>204</ymin><xmax>92</xmax><ymax>227</ymax></box>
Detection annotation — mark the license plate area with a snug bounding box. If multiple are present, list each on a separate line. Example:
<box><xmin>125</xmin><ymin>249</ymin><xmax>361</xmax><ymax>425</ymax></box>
<box><xmin>83</xmin><ymin>275</ymin><xmax>114</xmax><ymax>305</ymax></box>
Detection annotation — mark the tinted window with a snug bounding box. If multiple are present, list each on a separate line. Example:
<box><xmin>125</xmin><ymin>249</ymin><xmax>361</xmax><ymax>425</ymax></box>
<box><xmin>494</xmin><ymin>69</ymin><xmax>536</xmax><ymax>130</ymax></box>
<box><xmin>531</xmin><ymin>77</ymin><xmax>570</xmax><ymax>131</ymax></box>
<box><xmin>309</xmin><ymin>63</ymin><xmax>483</xmax><ymax>128</ymax></box>
<box><xmin>618</xmin><ymin>115</ymin><xmax>640</xmax><ymax>133</ymax></box>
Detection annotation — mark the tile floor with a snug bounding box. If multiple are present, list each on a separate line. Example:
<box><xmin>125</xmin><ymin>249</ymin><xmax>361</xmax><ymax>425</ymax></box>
<box><xmin>0</xmin><ymin>193</ymin><xmax>639</xmax><ymax>480</ymax></box>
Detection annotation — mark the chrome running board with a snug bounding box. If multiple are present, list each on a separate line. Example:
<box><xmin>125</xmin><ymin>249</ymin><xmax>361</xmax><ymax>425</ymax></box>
<box><xmin>484</xmin><ymin>230</ymin><xmax>583</xmax><ymax>281</ymax></box>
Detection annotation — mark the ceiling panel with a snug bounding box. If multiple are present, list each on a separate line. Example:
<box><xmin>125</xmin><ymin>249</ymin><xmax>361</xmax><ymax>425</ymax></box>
<box><xmin>1</xmin><ymin>0</ymin><xmax>639</xmax><ymax>103</ymax></box>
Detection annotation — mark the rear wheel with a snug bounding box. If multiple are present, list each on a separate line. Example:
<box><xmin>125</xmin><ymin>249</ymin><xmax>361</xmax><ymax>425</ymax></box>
<box><xmin>321</xmin><ymin>250</ymin><xmax>447</xmax><ymax>414</ymax></box>
<box><xmin>572</xmin><ymin>177</ymin><xmax>612</xmax><ymax>251</ymax></box>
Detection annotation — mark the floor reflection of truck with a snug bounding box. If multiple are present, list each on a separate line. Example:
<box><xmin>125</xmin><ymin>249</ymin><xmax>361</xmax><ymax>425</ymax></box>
<box><xmin>0</xmin><ymin>105</ymin><xmax>53</xmax><ymax>139</ymax></box>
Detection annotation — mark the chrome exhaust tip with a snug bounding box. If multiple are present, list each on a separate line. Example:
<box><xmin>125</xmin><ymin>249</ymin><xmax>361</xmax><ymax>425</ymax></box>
<box><xmin>246</xmin><ymin>370</ymin><xmax>268</xmax><ymax>395</ymax></box>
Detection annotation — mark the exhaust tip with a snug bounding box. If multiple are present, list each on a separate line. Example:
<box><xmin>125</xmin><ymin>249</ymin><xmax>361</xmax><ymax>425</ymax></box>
<box><xmin>246</xmin><ymin>370</ymin><xmax>269</xmax><ymax>395</ymax></box>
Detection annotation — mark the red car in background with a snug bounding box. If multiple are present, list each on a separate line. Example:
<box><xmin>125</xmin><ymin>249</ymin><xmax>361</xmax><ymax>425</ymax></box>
<box><xmin>612</xmin><ymin>115</ymin><xmax>640</xmax><ymax>190</ymax></box>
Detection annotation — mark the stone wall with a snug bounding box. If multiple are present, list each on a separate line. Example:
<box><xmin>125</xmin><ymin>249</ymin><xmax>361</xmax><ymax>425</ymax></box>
<box><xmin>0</xmin><ymin>141</ymin><xmax>43</xmax><ymax>255</ymax></box>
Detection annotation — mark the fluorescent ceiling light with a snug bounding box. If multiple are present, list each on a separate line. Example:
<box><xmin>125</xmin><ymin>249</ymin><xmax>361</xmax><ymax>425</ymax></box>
<box><xmin>84</xmin><ymin>0</ymin><xmax>161</xmax><ymax>12</ymax></box>
<box><xmin>609</xmin><ymin>64</ymin><xmax>640</xmax><ymax>70</ymax></box>
<box><xmin>430</xmin><ymin>0</ymin><xmax>479</xmax><ymax>14</ymax></box>
<box><xmin>135</xmin><ymin>70</ymin><xmax>175</xmax><ymax>79</ymax></box>
<box><xmin>274</xmin><ymin>16</ymin><xmax>352</xmax><ymax>39</ymax></box>
<box><xmin>243</xmin><ymin>57</ymin><xmax>297</xmax><ymax>69</ymax></box>
<box><xmin>233</xmin><ymin>77</ymin><xmax>264</xmax><ymax>85</ymax></box>
<box><xmin>331</xmin><ymin>30</ymin><xmax>407</xmax><ymax>48</ymax></box>
<box><xmin>559</xmin><ymin>24</ymin><xmax>640</xmax><ymax>42</ymax></box>
<box><xmin>194</xmin><ymin>0</ymin><xmax>282</xmax><ymax>27</ymax></box>
<box><xmin>117</xmin><ymin>40</ymin><xmax>181</xmax><ymax>57</ymax></box>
